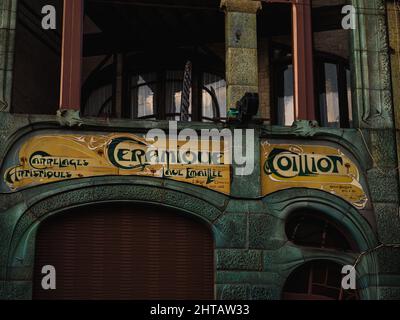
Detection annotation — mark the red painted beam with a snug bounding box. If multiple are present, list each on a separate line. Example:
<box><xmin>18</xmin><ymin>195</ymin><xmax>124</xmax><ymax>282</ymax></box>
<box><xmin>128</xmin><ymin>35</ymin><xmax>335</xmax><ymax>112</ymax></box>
<box><xmin>260</xmin><ymin>0</ymin><xmax>316</xmax><ymax>121</ymax></box>
<box><xmin>60</xmin><ymin>0</ymin><xmax>83</xmax><ymax>110</ymax></box>
<box><xmin>292</xmin><ymin>0</ymin><xmax>315</xmax><ymax>120</ymax></box>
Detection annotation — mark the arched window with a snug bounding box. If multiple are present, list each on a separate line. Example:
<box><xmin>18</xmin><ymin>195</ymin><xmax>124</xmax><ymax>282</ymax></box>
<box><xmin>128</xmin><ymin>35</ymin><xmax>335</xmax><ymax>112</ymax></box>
<box><xmin>80</xmin><ymin>0</ymin><xmax>226</xmax><ymax>122</ymax></box>
<box><xmin>285</xmin><ymin>210</ymin><xmax>356</xmax><ymax>251</ymax></box>
<box><xmin>283</xmin><ymin>260</ymin><xmax>359</xmax><ymax>300</ymax></box>
<box><xmin>82</xmin><ymin>50</ymin><xmax>226</xmax><ymax>121</ymax></box>
<box><xmin>127</xmin><ymin>68</ymin><xmax>226</xmax><ymax>121</ymax></box>
<box><xmin>284</xmin><ymin>210</ymin><xmax>359</xmax><ymax>300</ymax></box>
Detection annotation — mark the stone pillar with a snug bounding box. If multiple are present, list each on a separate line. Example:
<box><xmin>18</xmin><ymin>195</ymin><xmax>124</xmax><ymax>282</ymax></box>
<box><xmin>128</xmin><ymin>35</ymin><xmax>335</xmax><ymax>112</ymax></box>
<box><xmin>352</xmin><ymin>0</ymin><xmax>400</xmax><ymax>300</ymax></box>
<box><xmin>387</xmin><ymin>1</ymin><xmax>400</xmax><ymax>131</ymax></box>
<box><xmin>351</xmin><ymin>0</ymin><xmax>394</xmax><ymax>129</ymax></box>
<box><xmin>0</xmin><ymin>0</ymin><xmax>17</xmax><ymax>112</ymax></box>
<box><xmin>220</xmin><ymin>0</ymin><xmax>261</xmax><ymax>111</ymax></box>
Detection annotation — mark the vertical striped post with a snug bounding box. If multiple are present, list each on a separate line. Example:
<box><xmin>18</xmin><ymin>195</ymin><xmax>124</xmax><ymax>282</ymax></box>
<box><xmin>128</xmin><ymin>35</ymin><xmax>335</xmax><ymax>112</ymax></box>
<box><xmin>180</xmin><ymin>60</ymin><xmax>192</xmax><ymax>121</ymax></box>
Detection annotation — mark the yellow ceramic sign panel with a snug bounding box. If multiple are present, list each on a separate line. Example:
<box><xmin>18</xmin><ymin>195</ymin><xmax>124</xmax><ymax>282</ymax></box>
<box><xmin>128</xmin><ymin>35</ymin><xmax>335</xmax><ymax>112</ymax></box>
<box><xmin>261</xmin><ymin>141</ymin><xmax>368</xmax><ymax>209</ymax></box>
<box><xmin>4</xmin><ymin>133</ymin><xmax>231</xmax><ymax>195</ymax></box>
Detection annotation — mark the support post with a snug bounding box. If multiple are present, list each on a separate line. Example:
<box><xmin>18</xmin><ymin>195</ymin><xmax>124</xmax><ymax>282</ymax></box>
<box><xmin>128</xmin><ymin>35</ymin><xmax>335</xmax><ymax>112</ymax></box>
<box><xmin>59</xmin><ymin>0</ymin><xmax>83</xmax><ymax>111</ymax></box>
<box><xmin>292</xmin><ymin>0</ymin><xmax>315</xmax><ymax>120</ymax></box>
<box><xmin>221</xmin><ymin>0</ymin><xmax>261</xmax><ymax>112</ymax></box>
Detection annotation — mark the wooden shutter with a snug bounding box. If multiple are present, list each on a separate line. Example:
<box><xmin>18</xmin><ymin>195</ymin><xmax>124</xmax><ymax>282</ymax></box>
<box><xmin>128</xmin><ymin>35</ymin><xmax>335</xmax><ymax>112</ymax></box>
<box><xmin>33</xmin><ymin>203</ymin><xmax>214</xmax><ymax>300</ymax></box>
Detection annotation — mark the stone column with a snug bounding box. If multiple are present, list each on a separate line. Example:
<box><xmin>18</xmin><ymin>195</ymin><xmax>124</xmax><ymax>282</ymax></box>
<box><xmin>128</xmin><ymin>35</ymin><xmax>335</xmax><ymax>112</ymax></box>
<box><xmin>351</xmin><ymin>0</ymin><xmax>394</xmax><ymax>129</ymax></box>
<box><xmin>352</xmin><ymin>0</ymin><xmax>400</xmax><ymax>300</ymax></box>
<box><xmin>220</xmin><ymin>0</ymin><xmax>261</xmax><ymax>111</ymax></box>
<box><xmin>0</xmin><ymin>0</ymin><xmax>17</xmax><ymax>112</ymax></box>
<box><xmin>387</xmin><ymin>1</ymin><xmax>400</xmax><ymax>130</ymax></box>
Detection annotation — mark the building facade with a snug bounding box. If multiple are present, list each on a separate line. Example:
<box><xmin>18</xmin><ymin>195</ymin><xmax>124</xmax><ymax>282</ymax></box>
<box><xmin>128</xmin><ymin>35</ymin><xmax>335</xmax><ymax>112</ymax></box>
<box><xmin>0</xmin><ymin>0</ymin><xmax>399</xmax><ymax>300</ymax></box>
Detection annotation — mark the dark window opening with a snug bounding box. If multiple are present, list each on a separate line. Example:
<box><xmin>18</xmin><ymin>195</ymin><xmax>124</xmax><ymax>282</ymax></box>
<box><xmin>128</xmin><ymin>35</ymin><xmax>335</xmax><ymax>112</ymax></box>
<box><xmin>258</xmin><ymin>3</ymin><xmax>293</xmax><ymax>122</ymax></box>
<box><xmin>312</xmin><ymin>0</ymin><xmax>353</xmax><ymax>128</ymax></box>
<box><xmin>315</xmin><ymin>54</ymin><xmax>352</xmax><ymax>128</ymax></box>
<box><xmin>82</xmin><ymin>0</ymin><xmax>225</xmax><ymax>122</ymax></box>
<box><xmin>283</xmin><ymin>260</ymin><xmax>359</xmax><ymax>300</ymax></box>
<box><xmin>286</xmin><ymin>211</ymin><xmax>356</xmax><ymax>252</ymax></box>
<box><xmin>12</xmin><ymin>0</ymin><xmax>63</xmax><ymax>115</ymax></box>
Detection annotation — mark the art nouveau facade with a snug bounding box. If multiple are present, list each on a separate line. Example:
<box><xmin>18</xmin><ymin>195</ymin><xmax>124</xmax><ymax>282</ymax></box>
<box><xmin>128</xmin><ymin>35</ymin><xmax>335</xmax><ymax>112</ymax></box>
<box><xmin>0</xmin><ymin>0</ymin><xmax>399</xmax><ymax>300</ymax></box>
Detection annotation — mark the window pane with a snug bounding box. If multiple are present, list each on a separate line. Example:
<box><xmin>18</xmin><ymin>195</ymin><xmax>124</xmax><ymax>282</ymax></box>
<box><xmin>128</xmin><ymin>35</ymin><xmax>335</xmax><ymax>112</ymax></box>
<box><xmin>166</xmin><ymin>80</ymin><xmax>192</xmax><ymax>121</ymax></box>
<box><xmin>283</xmin><ymin>261</ymin><xmax>359</xmax><ymax>300</ymax></box>
<box><xmin>12</xmin><ymin>0</ymin><xmax>63</xmax><ymax>115</ymax></box>
<box><xmin>131</xmin><ymin>73</ymin><xmax>157</xmax><ymax>118</ymax></box>
<box><xmin>166</xmin><ymin>70</ymin><xmax>184</xmax><ymax>81</ymax></box>
<box><xmin>283</xmin><ymin>264</ymin><xmax>309</xmax><ymax>294</ymax></box>
<box><xmin>202</xmin><ymin>73</ymin><xmax>226</xmax><ymax>121</ymax></box>
<box><xmin>346</xmin><ymin>69</ymin><xmax>353</xmax><ymax>126</ymax></box>
<box><xmin>286</xmin><ymin>212</ymin><xmax>352</xmax><ymax>251</ymax></box>
<box><xmin>85</xmin><ymin>85</ymin><xmax>113</xmax><ymax>117</ymax></box>
<box><xmin>312</xmin><ymin>284</ymin><xmax>340</xmax><ymax>299</ymax></box>
<box><xmin>312</xmin><ymin>0</ymin><xmax>351</xmax><ymax>128</ymax></box>
<box><xmin>323</xmin><ymin>63</ymin><xmax>340</xmax><ymax>127</ymax></box>
<box><xmin>137</xmin><ymin>85</ymin><xmax>155</xmax><ymax>118</ymax></box>
<box><xmin>277</xmin><ymin>65</ymin><xmax>294</xmax><ymax>126</ymax></box>
<box><xmin>259</xmin><ymin>2</ymin><xmax>293</xmax><ymax>122</ymax></box>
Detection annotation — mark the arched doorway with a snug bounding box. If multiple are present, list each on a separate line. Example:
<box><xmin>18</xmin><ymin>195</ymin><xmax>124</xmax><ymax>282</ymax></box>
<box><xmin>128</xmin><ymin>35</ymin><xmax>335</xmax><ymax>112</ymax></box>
<box><xmin>33</xmin><ymin>203</ymin><xmax>214</xmax><ymax>300</ymax></box>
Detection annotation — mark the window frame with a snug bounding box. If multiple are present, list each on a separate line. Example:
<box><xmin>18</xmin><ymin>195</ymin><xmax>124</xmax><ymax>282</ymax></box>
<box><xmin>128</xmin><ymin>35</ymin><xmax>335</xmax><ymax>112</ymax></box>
<box><xmin>285</xmin><ymin>210</ymin><xmax>359</xmax><ymax>252</ymax></box>
<box><xmin>82</xmin><ymin>49</ymin><xmax>226</xmax><ymax>122</ymax></box>
<box><xmin>81</xmin><ymin>54</ymin><xmax>117</xmax><ymax>118</ymax></box>
<box><xmin>314</xmin><ymin>52</ymin><xmax>351</xmax><ymax>128</ymax></box>
<box><xmin>282</xmin><ymin>260</ymin><xmax>359</xmax><ymax>300</ymax></box>
<box><xmin>127</xmin><ymin>68</ymin><xmax>226</xmax><ymax>122</ymax></box>
<box><xmin>283</xmin><ymin>209</ymin><xmax>360</xmax><ymax>301</ymax></box>
<box><xmin>61</xmin><ymin>0</ymin><xmax>350</xmax><ymax>125</ymax></box>
<box><xmin>270</xmin><ymin>43</ymin><xmax>352</xmax><ymax>128</ymax></box>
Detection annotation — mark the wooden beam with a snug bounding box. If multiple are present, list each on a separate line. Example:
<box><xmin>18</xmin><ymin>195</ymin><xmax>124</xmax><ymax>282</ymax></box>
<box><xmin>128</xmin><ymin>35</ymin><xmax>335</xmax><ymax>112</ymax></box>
<box><xmin>262</xmin><ymin>0</ymin><xmax>316</xmax><ymax>121</ymax></box>
<box><xmin>292</xmin><ymin>0</ymin><xmax>315</xmax><ymax>120</ymax></box>
<box><xmin>60</xmin><ymin>0</ymin><xmax>83</xmax><ymax>110</ymax></box>
<box><xmin>86</xmin><ymin>0</ymin><xmax>220</xmax><ymax>11</ymax></box>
